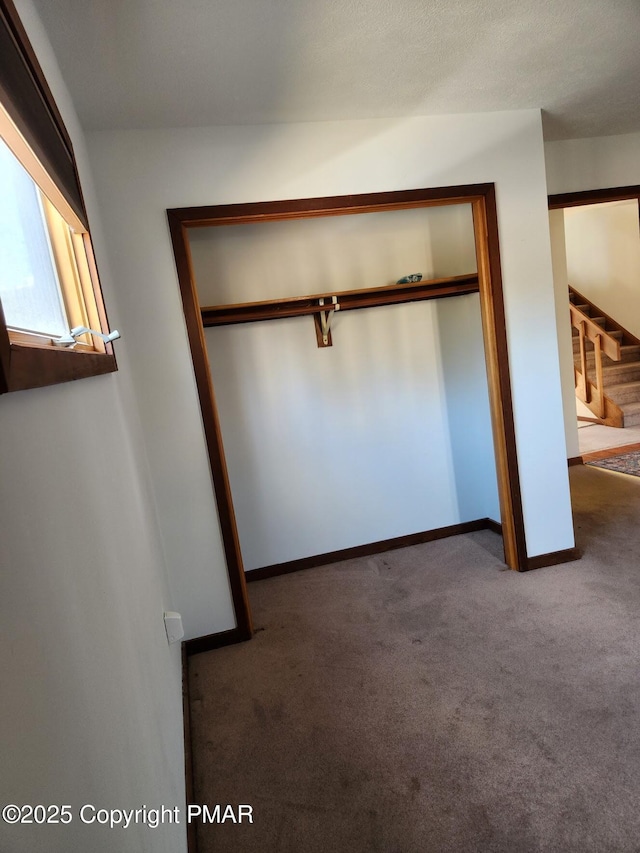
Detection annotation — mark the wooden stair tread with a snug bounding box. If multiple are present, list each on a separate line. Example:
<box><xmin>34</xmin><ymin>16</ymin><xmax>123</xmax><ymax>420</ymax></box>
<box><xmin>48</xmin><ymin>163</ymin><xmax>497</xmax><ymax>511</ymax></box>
<box><xmin>574</xmin><ymin>344</ymin><xmax>640</xmax><ymax>362</ymax></box>
<box><xmin>606</xmin><ymin>379</ymin><xmax>640</xmax><ymax>393</ymax></box>
<box><xmin>601</xmin><ymin>361</ymin><xmax>640</xmax><ymax>377</ymax></box>
<box><xmin>603</xmin><ymin>380</ymin><xmax>640</xmax><ymax>407</ymax></box>
<box><xmin>620</xmin><ymin>402</ymin><xmax>640</xmax><ymax>427</ymax></box>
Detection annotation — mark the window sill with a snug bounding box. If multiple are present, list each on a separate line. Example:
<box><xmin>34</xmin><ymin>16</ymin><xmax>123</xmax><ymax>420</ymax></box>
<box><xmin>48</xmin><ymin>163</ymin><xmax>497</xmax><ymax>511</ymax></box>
<box><xmin>1</xmin><ymin>340</ymin><xmax>117</xmax><ymax>394</ymax></box>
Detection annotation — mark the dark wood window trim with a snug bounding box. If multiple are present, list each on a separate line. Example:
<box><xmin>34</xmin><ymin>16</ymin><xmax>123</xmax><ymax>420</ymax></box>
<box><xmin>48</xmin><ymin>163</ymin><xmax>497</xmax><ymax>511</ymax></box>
<box><xmin>168</xmin><ymin>184</ymin><xmax>532</xmax><ymax>638</ymax></box>
<box><xmin>0</xmin><ymin>0</ymin><xmax>117</xmax><ymax>395</ymax></box>
<box><xmin>0</xmin><ymin>0</ymin><xmax>87</xmax><ymax>227</ymax></box>
<box><xmin>0</xmin><ymin>338</ymin><xmax>117</xmax><ymax>394</ymax></box>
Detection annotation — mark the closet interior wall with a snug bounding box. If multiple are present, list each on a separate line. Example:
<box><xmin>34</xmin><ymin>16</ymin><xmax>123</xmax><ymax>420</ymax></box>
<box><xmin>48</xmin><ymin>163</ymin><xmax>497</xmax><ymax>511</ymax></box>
<box><xmin>189</xmin><ymin>203</ymin><xmax>501</xmax><ymax>572</ymax></box>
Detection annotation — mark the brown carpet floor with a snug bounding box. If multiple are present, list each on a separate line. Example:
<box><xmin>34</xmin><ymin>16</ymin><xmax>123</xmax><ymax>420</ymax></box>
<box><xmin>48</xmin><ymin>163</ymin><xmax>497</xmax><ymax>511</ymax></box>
<box><xmin>188</xmin><ymin>465</ymin><xmax>640</xmax><ymax>852</ymax></box>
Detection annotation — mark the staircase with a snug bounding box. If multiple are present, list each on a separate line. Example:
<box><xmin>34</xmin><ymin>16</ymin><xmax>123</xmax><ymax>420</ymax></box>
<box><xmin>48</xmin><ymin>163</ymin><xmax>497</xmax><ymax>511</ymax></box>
<box><xmin>570</xmin><ymin>286</ymin><xmax>640</xmax><ymax>427</ymax></box>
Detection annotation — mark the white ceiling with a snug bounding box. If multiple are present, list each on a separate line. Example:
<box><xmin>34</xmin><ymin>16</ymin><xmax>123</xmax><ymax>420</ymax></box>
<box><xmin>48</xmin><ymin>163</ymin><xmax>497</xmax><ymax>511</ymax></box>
<box><xmin>32</xmin><ymin>0</ymin><xmax>640</xmax><ymax>141</ymax></box>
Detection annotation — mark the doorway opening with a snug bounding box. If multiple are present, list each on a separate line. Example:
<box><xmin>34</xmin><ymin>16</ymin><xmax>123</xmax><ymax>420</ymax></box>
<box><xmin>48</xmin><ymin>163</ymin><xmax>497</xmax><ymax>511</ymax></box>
<box><xmin>549</xmin><ymin>186</ymin><xmax>640</xmax><ymax>462</ymax></box>
<box><xmin>169</xmin><ymin>185</ymin><xmax>527</xmax><ymax>639</ymax></box>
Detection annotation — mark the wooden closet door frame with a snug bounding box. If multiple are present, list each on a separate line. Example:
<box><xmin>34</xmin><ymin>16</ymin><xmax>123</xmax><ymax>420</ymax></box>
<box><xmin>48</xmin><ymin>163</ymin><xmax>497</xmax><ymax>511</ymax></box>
<box><xmin>168</xmin><ymin>183</ymin><xmax>528</xmax><ymax>642</ymax></box>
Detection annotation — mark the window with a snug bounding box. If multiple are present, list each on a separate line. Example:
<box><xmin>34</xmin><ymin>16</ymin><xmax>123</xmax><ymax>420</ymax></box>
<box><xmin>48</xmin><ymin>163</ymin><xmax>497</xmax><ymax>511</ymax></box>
<box><xmin>1</xmin><ymin>137</ymin><xmax>69</xmax><ymax>338</ymax></box>
<box><xmin>0</xmin><ymin>0</ymin><xmax>117</xmax><ymax>393</ymax></box>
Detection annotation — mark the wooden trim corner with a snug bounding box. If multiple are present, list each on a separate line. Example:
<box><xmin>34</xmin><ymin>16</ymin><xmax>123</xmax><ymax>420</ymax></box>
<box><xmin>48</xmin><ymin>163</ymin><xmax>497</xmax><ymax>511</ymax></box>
<box><xmin>567</xmin><ymin>456</ymin><xmax>584</xmax><ymax>467</ymax></box>
<box><xmin>183</xmin><ymin>627</ymin><xmax>252</xmax><ymax>657</ymax></box>
<box><xmin>524</xmin><ymin>547</ymin><xmax>581</xmax><ymax>571</ymax></box>
<box><xmin>485</xmin><ymin>518</ymin><xmax>503</xmax><ymax>535</ymax></box>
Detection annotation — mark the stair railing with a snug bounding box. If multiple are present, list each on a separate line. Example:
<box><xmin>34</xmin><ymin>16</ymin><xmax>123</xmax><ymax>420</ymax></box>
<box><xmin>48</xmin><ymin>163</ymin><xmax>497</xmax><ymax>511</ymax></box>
<box><xmin>570</xmin><ymin>303</ymin><xmax>621</xmax><ymax>419</ymax></box>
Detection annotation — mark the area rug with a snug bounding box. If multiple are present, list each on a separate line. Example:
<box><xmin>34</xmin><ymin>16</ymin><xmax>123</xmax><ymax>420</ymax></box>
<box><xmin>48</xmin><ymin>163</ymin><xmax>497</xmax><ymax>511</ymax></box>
<box><xmin>586</xmin><ymin>449</ymin><xmax>640</xmax><ymax>477</ymax></box>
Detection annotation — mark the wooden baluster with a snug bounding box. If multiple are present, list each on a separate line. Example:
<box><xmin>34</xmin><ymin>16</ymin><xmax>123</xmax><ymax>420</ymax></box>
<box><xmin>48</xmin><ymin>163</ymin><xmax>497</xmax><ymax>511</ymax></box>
<box><xmin>594</xmin><ymin>334</ymin><xmax>605</xmax><ymax>418</ymax></box>
<box><xmin>579</xmin><ymin>320</ymin><xmax>589</xmax><ymax>403</ymax></box>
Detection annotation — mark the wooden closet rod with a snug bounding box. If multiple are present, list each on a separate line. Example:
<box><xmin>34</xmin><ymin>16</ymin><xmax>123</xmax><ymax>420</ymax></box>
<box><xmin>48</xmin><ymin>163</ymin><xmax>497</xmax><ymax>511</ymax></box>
<box><xmin>201</xmin><ymin>272</ymin><xmax>479</xmax><ymax>327</ymax></box>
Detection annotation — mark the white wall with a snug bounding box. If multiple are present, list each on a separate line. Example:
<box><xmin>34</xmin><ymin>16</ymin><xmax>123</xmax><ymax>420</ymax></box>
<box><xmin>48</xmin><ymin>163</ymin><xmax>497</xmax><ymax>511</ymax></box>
<box><xmin>0</xmin><ymin>3</ymin><xmax>187</xmax><ymax>851</ymax></box>
<box><xmin>548</xmin><ymin>210</ymin><xmax>580</xmax><ymax>459</ymax></box>
<box><xmin>205</xmin><ymin>297</ymin><xmax>500</xmax><ymax>570</ymax></box>
<box><xmin>190</xmin><ymin>204</ymin><xmax>478</xmax><ymax>305</ymax></box>
<box><xmin>86</xmin><ymin>107</ymin><xmax>574</xmax><ymax>607</ymax></box>
<box><xmin>563</xmin><ymin>200</ymin><xmax>640</xmax><ymax>339</ymax></box>
<box><xmin>545</xmin><ymin>130</ymin><xmax>640</xmax><ymax>195</ymax></box>
<box><xmin>192</xmin><ymin>206</ymin><xmax>499</xmax><ymax>570</ymax></box>
<box><xmin>436</xmin><ymin>294</ymin><xmax>503</xmax><ymax>521</ymax></box>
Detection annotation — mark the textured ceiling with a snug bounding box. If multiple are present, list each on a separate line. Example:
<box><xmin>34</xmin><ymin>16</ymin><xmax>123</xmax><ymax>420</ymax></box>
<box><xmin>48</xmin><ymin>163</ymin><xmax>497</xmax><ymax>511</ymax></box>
<box><xmin>31</xmin><ymin>0</ymin><xmax>640</xmax><ymax>140</ymax></box>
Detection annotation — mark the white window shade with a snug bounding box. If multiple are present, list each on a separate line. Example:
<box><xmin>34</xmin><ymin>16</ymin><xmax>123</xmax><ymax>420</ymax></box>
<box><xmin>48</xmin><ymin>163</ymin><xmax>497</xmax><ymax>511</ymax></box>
<box><xmin>0</xmin><ymin>136</ymin><xmax>68</xmax><ymax>337</ymax></box>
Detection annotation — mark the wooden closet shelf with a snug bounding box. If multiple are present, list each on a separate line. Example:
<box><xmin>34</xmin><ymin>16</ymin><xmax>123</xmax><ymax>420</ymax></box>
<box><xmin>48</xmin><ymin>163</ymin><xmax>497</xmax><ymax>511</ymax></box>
<box><xmin>201</xmin><ymin>272</ymin><xmax>479</xmax><ymax>327</ymax></box>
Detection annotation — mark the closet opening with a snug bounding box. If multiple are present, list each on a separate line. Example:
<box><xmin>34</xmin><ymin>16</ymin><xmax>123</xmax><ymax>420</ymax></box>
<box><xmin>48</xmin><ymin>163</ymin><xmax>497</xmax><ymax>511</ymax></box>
<box><xmin>168</xmin><ymin>185</ymin><xmax>526</xmax><ymax>639</ymax></box>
